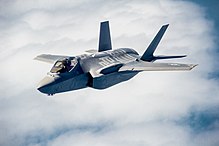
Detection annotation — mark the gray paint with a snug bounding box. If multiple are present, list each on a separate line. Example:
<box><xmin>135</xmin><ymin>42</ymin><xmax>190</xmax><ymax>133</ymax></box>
<box><xmin>35</xmin><ymin>21</ymin><xmax>197</xmax><ymax>95</ymax></box>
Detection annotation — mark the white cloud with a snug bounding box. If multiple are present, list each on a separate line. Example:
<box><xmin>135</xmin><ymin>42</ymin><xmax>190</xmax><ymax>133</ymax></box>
<box><xmin>0</xmin><ymin>0</ymin><xmax>219</xmax><ymax>146</ymax></box>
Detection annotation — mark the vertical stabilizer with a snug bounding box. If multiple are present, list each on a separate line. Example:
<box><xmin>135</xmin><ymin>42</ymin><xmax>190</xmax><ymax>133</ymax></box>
<box><xmin>98</xmin><ymin>21</ymin><xmax>112</xmax><ymax>52</ymax></box>
<box><xmin>141</xmin><ymin>24</ymin><xmax>169</xmax><ymax>61</ymax></box>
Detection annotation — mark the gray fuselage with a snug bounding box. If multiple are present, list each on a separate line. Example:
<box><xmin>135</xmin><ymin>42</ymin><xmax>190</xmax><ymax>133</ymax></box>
<box><xmin>37</xmin><ymin>48</ymin><xmax>140</xmax><ymax>95</ymax></box>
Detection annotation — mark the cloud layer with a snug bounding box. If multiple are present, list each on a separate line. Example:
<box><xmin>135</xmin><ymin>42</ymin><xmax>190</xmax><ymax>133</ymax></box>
<box><xmin>0</xmin><ymin>0</ymin><xmax>219</xmax><ymax>146</ymax></box>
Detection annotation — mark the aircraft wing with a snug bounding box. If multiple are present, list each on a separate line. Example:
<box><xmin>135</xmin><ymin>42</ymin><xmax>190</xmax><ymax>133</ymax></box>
<box><xmin>34</xmin><ymin>54</ymin><xmax>69</xmax><ymax>64</ymax></box>
<box><xmin>119</xmin><ymin>61</ymin><xmax>197</xmax><ymax>72</ymax></box>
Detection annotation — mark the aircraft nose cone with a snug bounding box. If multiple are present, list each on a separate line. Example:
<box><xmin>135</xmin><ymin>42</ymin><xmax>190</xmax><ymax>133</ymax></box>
<box><xmin>37</xmin><ymin>76</ymin><xmax>55</xmax><ymax>94</ymax></box>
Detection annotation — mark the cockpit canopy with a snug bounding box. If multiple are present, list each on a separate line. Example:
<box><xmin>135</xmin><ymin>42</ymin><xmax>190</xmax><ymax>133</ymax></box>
<box><xmin>50</xmin><ymin>58</ymin><xmax>78</xmax><ymax>73</ymax></box>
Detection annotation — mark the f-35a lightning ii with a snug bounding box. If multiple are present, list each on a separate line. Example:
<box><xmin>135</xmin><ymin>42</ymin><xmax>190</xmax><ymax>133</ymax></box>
<box><xmin>35</xmin><ymin>21</ymin><xmax>197</xmax><ymax>95</ymax></box>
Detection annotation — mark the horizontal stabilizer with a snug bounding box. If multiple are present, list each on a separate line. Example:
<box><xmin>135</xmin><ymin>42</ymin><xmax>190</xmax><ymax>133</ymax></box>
<box><xmin>98</xmin><ymin>21</ymin><xmax>112</xmax><ymax>52</ymax></box>
<box><xmin>141</xmin><ymin>24</ymin><xmax>169</xmax><ymax>61</ymax></box>
<box><xmin>154</xmin><ymin>55</ymin><xmax>187</xmax><ymax>60</ymax></box>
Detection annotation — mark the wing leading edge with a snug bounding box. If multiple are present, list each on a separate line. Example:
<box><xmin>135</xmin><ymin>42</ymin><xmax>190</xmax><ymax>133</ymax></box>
<box><xmin>34</xmin><ymin>54</ymin><xmax>69</xmax><ymax>64</ymax></box>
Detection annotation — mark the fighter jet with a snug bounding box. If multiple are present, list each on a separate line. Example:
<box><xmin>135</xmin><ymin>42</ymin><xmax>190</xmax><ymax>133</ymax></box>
<box><xmin>35</xmin><ymin>21</ymin><xmax>197</xmax><ymax>95</ymax></box>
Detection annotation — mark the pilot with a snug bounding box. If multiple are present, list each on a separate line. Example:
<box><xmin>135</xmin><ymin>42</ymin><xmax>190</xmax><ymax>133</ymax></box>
<box><xmin>59</xmin><ymin>59</ymin><xmax>71</xmax><ymax>73</ymax></box>
<box><xmin>64</xmin><ymin>59</ymin><xmax>71</xmax><ymax>71</ymax></box>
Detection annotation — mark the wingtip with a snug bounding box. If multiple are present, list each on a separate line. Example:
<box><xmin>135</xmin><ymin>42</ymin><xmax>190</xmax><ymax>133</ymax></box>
<box><xmin>33</xmin><ymin>56</ymin><xmax>39</xmax><ymax>60</ymax></box>
<box><xmin>33</xmin><ymin>54</ymin><xmax>46</xmax><ymax>60</ymax></box>
<box><xmin>180</xmin><ymin>55</ymin><xmax>187</xmax><ymax>58</ymax></box>
<box><xmin>162</xmin><ymin>24</ymin><xmax>169</xmax><ymax>28</ymax></box>
<box><xmin>190</xmin><ymin>64</ymin><xmax>198</xmax><ymax>70</ymax></box>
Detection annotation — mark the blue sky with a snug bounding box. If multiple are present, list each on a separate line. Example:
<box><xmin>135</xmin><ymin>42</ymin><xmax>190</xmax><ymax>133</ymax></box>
<box><xmin>187</xmin><ymin>0</ymin><xmax>219</xmax><ymax>78</ymax></box>
<box><xmin>188</xmin><ymin>0</ymin><xmax>219</xmax><ymax>31</ymax></box>
<box><xmin>0</xmin><ymin>0</ymin><xmax>219</xmax><ymax>146</ymax></box>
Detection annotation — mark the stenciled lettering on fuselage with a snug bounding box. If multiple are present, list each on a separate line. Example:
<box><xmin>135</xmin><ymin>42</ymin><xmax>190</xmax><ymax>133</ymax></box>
<box><xmin>98</xmin><ymin>49</ymin><xmax>135</xmax><ymax>67</ymax></box>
